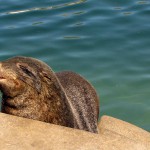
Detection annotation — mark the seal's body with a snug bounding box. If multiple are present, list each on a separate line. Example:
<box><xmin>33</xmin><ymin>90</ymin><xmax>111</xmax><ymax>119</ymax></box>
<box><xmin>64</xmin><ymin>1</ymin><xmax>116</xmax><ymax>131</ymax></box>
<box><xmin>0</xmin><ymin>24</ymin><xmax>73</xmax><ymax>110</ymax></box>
<box><xmin>0</xmin><ymin>56</ymin><xmax>99</xmax><ymax>133</ymax></box>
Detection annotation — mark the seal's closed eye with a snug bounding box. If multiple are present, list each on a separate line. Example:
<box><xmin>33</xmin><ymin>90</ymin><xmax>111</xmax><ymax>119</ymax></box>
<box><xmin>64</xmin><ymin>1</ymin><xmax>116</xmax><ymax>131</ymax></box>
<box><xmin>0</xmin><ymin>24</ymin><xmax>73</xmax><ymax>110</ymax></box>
<box><xmin>19</xmin><ymin>65</ymin><xmax>36</xmax><ymax>78</ymax></box>
<box><xmin>16</xmin><ymin>63</ymin><xmax>41</xmax><ymax>93</ymax></box>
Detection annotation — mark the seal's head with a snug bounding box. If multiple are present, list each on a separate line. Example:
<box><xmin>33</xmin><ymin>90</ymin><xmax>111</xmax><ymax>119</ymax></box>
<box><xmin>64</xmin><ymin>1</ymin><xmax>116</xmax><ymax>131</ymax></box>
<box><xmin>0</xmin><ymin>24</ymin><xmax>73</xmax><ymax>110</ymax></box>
<box><xmin>0</xmin><ymin>57</ymin><xmax>42</xmax><ymax>98</ymax></box>
<box><xmin>0</xmin><ymin>56</ymin><xmax>73</xmax><ymax>126</ymax></box>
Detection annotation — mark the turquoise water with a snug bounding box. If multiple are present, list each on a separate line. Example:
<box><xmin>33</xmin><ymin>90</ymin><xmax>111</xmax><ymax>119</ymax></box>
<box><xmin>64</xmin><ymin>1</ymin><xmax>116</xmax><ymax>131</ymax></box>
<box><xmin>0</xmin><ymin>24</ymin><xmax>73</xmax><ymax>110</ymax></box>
<box><xmin>0</xmin><ymin>0</ymin><xmax>150</xmax><ymax>131</ymax></box>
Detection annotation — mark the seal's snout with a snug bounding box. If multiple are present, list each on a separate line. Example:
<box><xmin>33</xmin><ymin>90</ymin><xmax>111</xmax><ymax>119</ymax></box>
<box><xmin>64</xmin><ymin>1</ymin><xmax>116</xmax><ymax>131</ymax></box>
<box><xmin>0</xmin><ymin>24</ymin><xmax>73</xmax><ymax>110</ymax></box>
<box><xmin>0</xmin><ymin>68</ymin><xmax>7</xmax><ymax>83</ymax></box>
<box><xmin>0</xmin><ymin>75</ymin><xmax>5</xmax><ymax>80</ymax></box>
<box><xmin>0</xmin><ymin>61</ymin><xmax>24</xmax><ymax>98</ymax></box>
<box><xmin>0</xmin><ymin>71</ymin><xmax>6</xmax><ymax>83</ymax></box>
<box><xmin>0</xmin><ymin>63</ymin><xmax>4</xmax><ymax>79</ymax></box>
<box><xmin>0</xmin><ymin>68</ymin><xmax>5</xmax><ymax>80</ymax></box>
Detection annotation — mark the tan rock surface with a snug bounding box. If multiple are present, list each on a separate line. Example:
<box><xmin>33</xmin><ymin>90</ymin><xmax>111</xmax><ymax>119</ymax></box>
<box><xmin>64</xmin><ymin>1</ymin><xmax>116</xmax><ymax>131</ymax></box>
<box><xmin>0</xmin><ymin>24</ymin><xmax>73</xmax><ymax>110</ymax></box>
<box><xmin>0</xmin><ymin>113</ymin><xmax>148</xmax><ymax>150</ymax></box>
<box><xmin>98</xmin><ymin>115</ymin><xmax>150</xmax><ymax>149</ymax></box>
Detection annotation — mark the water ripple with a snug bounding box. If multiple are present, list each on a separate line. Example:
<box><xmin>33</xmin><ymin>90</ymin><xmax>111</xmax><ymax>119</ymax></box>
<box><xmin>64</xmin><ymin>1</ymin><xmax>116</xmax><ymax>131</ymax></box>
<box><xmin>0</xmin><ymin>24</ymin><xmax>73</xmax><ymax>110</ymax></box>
<box><xmin>0</xmin><ymin>0</ymin><xmax>87</xmax><ymax>16</ymax></box>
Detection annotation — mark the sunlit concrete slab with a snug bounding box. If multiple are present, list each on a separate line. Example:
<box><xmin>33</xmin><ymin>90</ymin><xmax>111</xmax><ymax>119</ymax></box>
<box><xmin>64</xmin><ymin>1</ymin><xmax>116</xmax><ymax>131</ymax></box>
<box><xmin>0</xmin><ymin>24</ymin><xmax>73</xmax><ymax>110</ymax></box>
<box><xmin>98</xmin><ymin>115</ymin><xmax>150</xmax><ymax>148</ymax></box>
<box><xmin>0</xmin><ymin>113</ymin><xmax>148</xmax><ymax>150</ymax></box>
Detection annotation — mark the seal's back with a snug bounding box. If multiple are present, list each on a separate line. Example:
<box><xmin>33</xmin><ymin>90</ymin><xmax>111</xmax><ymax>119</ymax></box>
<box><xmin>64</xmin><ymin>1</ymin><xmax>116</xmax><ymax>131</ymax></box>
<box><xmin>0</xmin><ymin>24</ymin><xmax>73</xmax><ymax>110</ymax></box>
<box><xmin>56</xmin><ymin>71</ymin><xmax>99</xmax><ymax>133</ymax></box>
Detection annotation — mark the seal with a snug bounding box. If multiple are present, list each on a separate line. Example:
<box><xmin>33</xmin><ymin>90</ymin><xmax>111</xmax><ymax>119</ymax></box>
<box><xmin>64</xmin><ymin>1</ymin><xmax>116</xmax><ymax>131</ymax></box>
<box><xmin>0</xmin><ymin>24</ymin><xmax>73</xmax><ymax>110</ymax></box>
<box><xmin>0</xmin><ymin>56</ymin><xmax>99</xmax><ymax>133</ymax></box>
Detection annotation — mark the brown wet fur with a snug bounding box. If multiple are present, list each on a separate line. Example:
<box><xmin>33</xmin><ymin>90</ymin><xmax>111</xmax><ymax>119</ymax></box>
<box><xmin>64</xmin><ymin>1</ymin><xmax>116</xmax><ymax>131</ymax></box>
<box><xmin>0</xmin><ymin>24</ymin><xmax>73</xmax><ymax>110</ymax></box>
<box><xmin>0</xmin><ymin>56</ymin><xmax>99</xmax><ymax>133</ymax></box>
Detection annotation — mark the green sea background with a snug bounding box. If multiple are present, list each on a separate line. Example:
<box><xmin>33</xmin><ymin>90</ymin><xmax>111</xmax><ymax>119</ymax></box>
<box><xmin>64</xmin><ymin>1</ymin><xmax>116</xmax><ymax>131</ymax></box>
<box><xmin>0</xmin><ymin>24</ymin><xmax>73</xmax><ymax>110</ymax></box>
<box><xmin>0</xmin><ymin>0</ymin><xmax>150</xmax><ymax>131</ymax></box>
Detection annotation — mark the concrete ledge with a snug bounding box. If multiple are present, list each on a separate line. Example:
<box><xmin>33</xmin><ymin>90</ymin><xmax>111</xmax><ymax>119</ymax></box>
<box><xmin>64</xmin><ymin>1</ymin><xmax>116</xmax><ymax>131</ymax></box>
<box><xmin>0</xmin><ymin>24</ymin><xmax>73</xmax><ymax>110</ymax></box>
<box><xmin>98</xmin><ymin>115</ymin><xmax>150</xmax><ymax>147</ymax></box>
<box><xmin>0</xmin><ymin>113</ymin><xmax>149</xmax><ymax>150</ymax></box>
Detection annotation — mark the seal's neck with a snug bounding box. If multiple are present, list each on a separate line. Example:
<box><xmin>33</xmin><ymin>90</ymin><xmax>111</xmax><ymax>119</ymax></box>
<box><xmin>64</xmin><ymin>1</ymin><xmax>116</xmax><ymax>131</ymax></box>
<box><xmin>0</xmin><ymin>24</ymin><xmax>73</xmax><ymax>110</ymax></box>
<box><xmin>41</xmin><ymin>79</ymin><xmax>75</xmax><ymax>128</ymax></box>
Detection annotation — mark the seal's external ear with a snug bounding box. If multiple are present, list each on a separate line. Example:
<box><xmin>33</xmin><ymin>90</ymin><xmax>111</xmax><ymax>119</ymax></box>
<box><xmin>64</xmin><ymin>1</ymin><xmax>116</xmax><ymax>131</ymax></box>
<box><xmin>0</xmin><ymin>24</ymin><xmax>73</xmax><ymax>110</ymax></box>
<box><xmin>40</xmin><ymin>70</ymin><xmax>52</xmax><ymax>82</ymax></box>
<box><xmin>41</xmin><ymin>69</ymin><xmax>68</xmax><ymax>98</ymax></box>
<box><xmin>17</xmin><ymin>63</ymin><xmax>41</xmax><ymax>93</ymax></box>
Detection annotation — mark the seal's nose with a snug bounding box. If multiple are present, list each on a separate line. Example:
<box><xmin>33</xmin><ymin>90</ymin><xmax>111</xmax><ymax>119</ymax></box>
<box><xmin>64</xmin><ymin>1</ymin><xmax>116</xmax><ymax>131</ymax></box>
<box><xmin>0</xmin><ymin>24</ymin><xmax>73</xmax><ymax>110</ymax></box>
<box><xmin>0</xmin><ymin>63</ymin><xmax>6</xmax><ymax>80</ymax></box>
<box><xmin>0</xmin><ymin>74</ymin><xmax>5</xmax><ymax>79</ymax></box>
<box><xmin>0</xmin><ymin>63</ymin><xmax>3</xmax><ymax>72</ymax></box>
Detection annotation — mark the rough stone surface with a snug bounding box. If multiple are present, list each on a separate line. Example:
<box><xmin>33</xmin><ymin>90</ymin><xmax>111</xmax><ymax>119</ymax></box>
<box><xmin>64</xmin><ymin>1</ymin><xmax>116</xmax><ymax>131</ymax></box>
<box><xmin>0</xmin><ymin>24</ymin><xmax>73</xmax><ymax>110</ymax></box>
<box><xmin>98</xmin><ymin>115</ymin><xmax>150</xmax><ymax>149</ymax></box>
<box><xmin>0</xmin><ymin>113</ymin><xmax>149</xmax><ymax>150</ymax></box>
